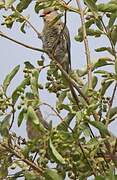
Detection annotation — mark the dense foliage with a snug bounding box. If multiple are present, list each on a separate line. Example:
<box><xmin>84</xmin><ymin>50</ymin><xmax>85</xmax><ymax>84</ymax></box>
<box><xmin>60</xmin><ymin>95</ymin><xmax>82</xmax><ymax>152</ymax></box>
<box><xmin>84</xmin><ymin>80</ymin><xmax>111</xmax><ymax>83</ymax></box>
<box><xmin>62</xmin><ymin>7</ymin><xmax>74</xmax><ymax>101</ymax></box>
<box><xmin>0</xmin><ymin>0</ymin><xmax>117</xmax><ymax>179</ymax></box>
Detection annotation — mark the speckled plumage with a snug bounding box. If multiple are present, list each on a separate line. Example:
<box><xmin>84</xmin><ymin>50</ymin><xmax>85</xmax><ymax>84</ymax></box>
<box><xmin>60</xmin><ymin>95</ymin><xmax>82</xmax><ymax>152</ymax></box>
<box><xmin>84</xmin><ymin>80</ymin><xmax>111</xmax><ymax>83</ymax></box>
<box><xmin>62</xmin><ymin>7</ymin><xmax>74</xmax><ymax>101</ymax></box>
<box><xmin>42</xmin><ymin>8</ymin><xmax>71</xmax><ymax>72</ymax></box>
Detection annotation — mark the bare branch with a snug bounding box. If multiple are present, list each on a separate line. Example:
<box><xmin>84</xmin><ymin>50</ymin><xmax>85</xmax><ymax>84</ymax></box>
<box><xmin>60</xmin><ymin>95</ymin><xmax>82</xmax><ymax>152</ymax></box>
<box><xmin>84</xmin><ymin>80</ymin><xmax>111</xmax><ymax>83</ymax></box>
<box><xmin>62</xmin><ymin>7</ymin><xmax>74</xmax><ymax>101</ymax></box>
<box><xmin>0</xmin><ymin>31</ymin><xmax>46</xmax><ymax>53</ymax></box>
<box><xmin>76</xmin><ymin>0</ymin><xmax>92</xmax><ymax>89</ymax></box>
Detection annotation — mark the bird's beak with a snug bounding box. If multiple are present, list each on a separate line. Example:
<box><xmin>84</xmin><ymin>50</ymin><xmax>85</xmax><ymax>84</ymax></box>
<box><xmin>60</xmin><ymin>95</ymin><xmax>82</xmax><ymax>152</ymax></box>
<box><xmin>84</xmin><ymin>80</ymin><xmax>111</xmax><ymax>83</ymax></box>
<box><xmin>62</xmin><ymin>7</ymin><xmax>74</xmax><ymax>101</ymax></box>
<box><xmin>40</xmin><ymin>13</ymin><xmax>45</xmax><ymax>17</ymax></box>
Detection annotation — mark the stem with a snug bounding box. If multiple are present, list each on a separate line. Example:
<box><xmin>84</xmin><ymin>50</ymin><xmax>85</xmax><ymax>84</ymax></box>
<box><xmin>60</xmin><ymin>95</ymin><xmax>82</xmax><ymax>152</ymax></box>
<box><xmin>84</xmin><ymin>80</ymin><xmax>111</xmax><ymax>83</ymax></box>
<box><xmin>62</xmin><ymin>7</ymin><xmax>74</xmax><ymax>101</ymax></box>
<box><xmin>23</xmin><ymin>18</ymin><xmax>42</xmax><ymax>39</ymax></box>
<box><xmin>58</xmin><ymin>0</ymin><xmax>80</xmax><ymax>14</ymax></box>
<box><xmin>29</xmin><ymin>152</ymin><xmax>38</xmax><ymax>171</ymax></box>
<box><xmin>9</xmin><ymin>105</ymin><xmax>15</xmax><ymax>130</ymax></box>
<box><xmin>0</xmin><ymin>31</ymin><xmax>45</xmax><ymax>53</ymax></box>
<box><xmin>76</xmin><ymin>0</ymin><xmax>92</xmax><ymax>89</ymax></box>
<box><xmin>106</xmin><ymin>82</ymin><xmax>117</xmax><ymax>126</ymax></box>
<box><xmin>40</xmin><ymin>102</ymin><xmax>73</xmax><ymax>132</ymax></box>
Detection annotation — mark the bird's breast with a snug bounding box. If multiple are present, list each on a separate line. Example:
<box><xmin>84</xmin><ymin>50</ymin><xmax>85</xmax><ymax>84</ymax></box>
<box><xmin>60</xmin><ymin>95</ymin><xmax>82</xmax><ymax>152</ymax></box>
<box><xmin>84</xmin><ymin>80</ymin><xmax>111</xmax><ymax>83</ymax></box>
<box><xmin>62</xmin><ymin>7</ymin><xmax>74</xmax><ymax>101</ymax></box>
<box><xmin>42</xmin><ymin>26</ymin><xmax>60</xmax><ymax>52</ymax></box>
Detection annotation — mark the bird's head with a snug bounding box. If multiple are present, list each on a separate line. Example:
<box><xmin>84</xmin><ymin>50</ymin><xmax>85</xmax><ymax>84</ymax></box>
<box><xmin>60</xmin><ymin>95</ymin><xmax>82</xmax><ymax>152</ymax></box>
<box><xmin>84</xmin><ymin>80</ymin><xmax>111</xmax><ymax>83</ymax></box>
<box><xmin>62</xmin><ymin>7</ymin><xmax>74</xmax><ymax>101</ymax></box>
<box><xmin>40</xmin><ymin>7</ymin><xmax>59</xmax><ymax>24</ymax></box>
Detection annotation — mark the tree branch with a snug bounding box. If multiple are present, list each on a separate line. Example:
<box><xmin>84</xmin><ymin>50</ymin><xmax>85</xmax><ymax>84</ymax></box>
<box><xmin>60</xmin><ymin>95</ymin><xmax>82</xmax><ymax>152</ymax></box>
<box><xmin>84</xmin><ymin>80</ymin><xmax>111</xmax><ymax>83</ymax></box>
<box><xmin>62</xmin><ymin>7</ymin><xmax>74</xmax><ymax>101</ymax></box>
<box><xmin>40</xmin><ymin>102</ymin><xmax>73</xmax><ymax>132</ymax></box>
<box><xmin>76</xmin><ymin>0</ymin><xmax>92</xmax><ymax>89</ymax></box>
<box><xmin>106</xmin><ymin>82</ymin><xmax>117</xmax><ymax>126</ymax></box>
<box><xmin>0</xmin><ymin>142</ymin><xmax>43</xmax><ymax>174</ymax></box>
<box><xmin>0</xmin><ymin>31</ymin><xmax>46</xmax><ymax>53</ymax></box>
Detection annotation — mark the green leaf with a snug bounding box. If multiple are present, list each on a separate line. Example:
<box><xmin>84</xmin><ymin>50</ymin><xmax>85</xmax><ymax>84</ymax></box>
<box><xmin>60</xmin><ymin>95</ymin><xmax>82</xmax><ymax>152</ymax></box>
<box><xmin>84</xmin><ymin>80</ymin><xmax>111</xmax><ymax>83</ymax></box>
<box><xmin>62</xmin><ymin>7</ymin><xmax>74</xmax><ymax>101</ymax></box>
<box><xmin>108</xmin><ymin>12</ymin><xmax>117</xmax><ymax>28</ymax></box>
<box><xmin>56</xmin><ymin>91</ymin><xmax>67</xmax><ymax>111</ymax></box>
<box><xmin>109</xmin><ymin>107</ymin><xmax>117</xmax><ymax>119</ymax></box>
<box><xmin>27</xmin><ymin>106</ymin><xmax>45</xmax><ymax>132</ymax></box>
<box><xmin>85</xmin><ymin>19</ymin><xmax>95</xmax><ymax>28</ymax></box>
<box><xmin>94</xmin><ymin>70</ymin><xmax>111</xmax><ymax>76</ymax></box>
<box><xmin>89</xmin><ymin>121</ymin><xmax>110</xmax><ymax>136</ymax></box>
<box><xmin>0</xmin><ymin>165</ymin><xmax>8</xmax><ymax>178</ymax></box>
<box><xmin>20</xmin><ymin>22</ymin><xmax>26</xmax><ymax>33</ymax></box>
<box><xmin>3</xmin><ymin>65</ymin><xmax>20</xmax><ymax>93</ymax></box>
<box><xmin>84</xmin><ymin>0</ymin><xmax>99</xmax><ymax>19</ymax></box>
<box><xmin>97</xmin><ymin>3</ymin><xmax>117</xmax><ymax>12</ymax></box>
<box><xmin>110</xmin><ymin>26</ymin><xmax>117</xmax><ymax>45</ymax></box>
<box><xmin>24</xmin><ymin>61</ymin><xmax>35</xmax><ymax>69</ymax></box>
<box><xmin>95</xmin><ymin>47</ymin><xmax>115</xmax><ymax>56</ymax></box>
<box><xmin>88</xmin><ymin>103</ymin><xmax>99</xmax><ymax>112</ymax></box>
<box><xmin>27</xmin><ymin>106</ymin><xmax>39</xmax><ymax>125</ymax></box>
<box><xmin>35</xmin><ymin>2</ymin><xmax>45</xmax><ymax>14</ymax></box>
<box><xmin>76</xmin><ymin>111</ymin><xmax>83</xmax><ymax>122</ymax></box>
<box><xmin>18</xmin><ymin>109</ymin><xmax>25</xmax><ymax>127</ymax></box>
<box><xmin>5</xmin><ymin>0</ymin><xmax>16</xmax><ymax>9</ymax></box>
<box><xmin>0</xmin><ymin>114</ymin><xmax>11</xmax><ymax>137</ymax></box>
<box><xmin>94</xmin><ymin>58</ymin><xmax>113</xmax><ymax>69</ymax></box>
<box><xmin>58</xmin><ymin>91</ymin><xmax>67</xmax><ymax>104</ymax></box>
<box><xmin>76</xmin><ymin>58</ymin><xmax>113</xmax><ymax>77</ymax></box>
<box><xmin>11</xmin><ymin>170</ymin><xmax>24</xmax><ymax>179</ymax></box>
<box><xmin>12</xmin><ymin>78</ymin><xmax>30</xmax><ymax>104</ymax></box>
<box><xmin>0</xmin><ymin>2</ymin><xmax>4</xmax><ymax>9</ymax></box>
<box><xmin>37</xmin><ymin>60</ymin><xmax>44</xmax><ymax>66</ymax></box>
<box><xmin>44</xmin><ymin>169</ymin><xmax>64</xmax><ymax>180</ymax></box>
<box><xmin>16</xmin><ymin>0</ymin><xmax>32</xmax><ymax>12</ymax></box>
<box><xmin>31</xmin><ymin>69</ymin><xmax>39</xmax><ymax>97</ymax></box>
<box><xmin>81</xmin><ymin>76</ymin><xmax>98</xmax><ymax>94</ymax></box>
<box><xmin>115</xmin><ymin>58</ymin><xmax>117</xmax><ymax>74</ymax></box>
<box><xmin>57</xmin><ymin>104</ymin><xmax>71</xmax><ymax>112</ymax></box>
<box><xmin>75</xmin><ymin>28</ymin><xmax>102</xmax><ymax>42</ymax></box>
<box><xmin>57</xmin><ymin>113</ymin><xmax>75</xmax><ymax>131</ymax></box>
<box><xmin>24</xmin><ymin>171</ymin><xmax>40</xmax><ymax>180</ymax></box>
<box><xmin>100</xmin><ymin>80</ymin><xmax>114</xmax><ymax>96</ymax></box>
<box><xmin>48</xmin><ymin>139</ymin><xmax>66</xmax><ymax>165</ymax></box>
<box><xmin>108</xmin><ymin>0</ymin><xmax>117</xmax><ymax>5</ymax></box>
<box><xmin>95</xmin><ymin>176</ymin><xmax>105</xmax><ymax>180</ymax></box>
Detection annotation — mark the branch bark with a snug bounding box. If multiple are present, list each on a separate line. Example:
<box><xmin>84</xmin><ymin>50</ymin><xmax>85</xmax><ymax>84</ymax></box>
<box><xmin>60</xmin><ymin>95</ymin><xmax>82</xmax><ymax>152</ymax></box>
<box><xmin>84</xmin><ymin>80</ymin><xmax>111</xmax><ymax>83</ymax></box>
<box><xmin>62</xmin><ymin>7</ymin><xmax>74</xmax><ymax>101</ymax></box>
<box><xmin>0</xmin><ymin>31</ymin><xmax>45</xmax><ymax>53</ymax></box>
<box><xmin>76</xmin><ymin>0</ymin><xmax>92</xmax><ymax>89</ymax></box>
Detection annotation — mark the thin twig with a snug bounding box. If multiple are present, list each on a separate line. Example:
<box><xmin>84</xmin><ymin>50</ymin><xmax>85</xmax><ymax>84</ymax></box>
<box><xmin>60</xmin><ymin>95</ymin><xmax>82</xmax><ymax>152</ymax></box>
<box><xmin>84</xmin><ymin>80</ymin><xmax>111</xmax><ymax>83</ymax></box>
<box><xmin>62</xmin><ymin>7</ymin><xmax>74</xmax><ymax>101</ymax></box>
<box><xmin>40</xmin><ymin>102</ymin><xmax>64</xmax><ymax>122</ymax></box>
<box><xmin>9</xmin><ymin>105</ymin><xmax>15</xmax><ymax>130</ymax></box>
<box><xmin>106</xmin><ymin>82</ymin><xmax>117</xmax><ymax>126</ymax></box>
<box><xmin>76</xmin><ymin>0</ymin><xmax>92</xmax><ymax>89</ymax></box>
<box><xmin>29</xmin><ymin>152</ymin><xmax>38</xmax><ymax>171</ymax></box>
<box><xmin>40</xmin><ymin>102</ymin><xmax>73</xmax><ymax>132</ymax></box>
<box><xmin>0</xmin><ymin>31</ymin><xmax>46</xmax><ymax>53</ymax></box>
<box><xmin>58</xmin><ymin>0</ymin><xmax>80</xmax><ymax>13</ymax></box>
<box><xmin>11</xmin><ymin>6</ymin><xmax>42</xmax><ymax>39</ymax></box>
<box><xmin>67</xmin><ymin>0</ymin><xmax>73</xmax><ymax>4</ymax></box>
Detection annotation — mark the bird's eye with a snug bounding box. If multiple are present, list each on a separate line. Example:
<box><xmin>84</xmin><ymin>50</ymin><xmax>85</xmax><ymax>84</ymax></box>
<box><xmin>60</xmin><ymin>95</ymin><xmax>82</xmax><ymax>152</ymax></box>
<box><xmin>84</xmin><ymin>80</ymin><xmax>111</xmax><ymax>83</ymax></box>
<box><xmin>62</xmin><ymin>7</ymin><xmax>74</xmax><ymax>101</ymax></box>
<box><xmin>40</xmin><ymin>11</ymin><xmax>51</xmax><ymax>17</ymax></box>
<box><xmin>46</xmin><ymin>11</ymin><xmax>51</xmax><ymax>15</ymax></box>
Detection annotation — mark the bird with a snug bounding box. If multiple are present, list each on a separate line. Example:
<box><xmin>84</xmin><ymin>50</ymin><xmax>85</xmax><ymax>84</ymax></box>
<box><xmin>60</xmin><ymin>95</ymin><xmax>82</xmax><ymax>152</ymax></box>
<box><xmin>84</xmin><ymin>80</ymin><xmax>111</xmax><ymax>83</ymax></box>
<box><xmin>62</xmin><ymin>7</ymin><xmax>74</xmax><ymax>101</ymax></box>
<box><xmin>41</xmin><ymin>7</ymin><xmax>79</xmax><ymax>105</ymax></box>
<box><xmin>26</xmin><ymin>8</ymin><xmax>79</xmax><ymax>139</ymax></box>
<box><xmin>40</xmin><ymin>7</ymin><xmax>71</xmax><ymax>73</ymax></box>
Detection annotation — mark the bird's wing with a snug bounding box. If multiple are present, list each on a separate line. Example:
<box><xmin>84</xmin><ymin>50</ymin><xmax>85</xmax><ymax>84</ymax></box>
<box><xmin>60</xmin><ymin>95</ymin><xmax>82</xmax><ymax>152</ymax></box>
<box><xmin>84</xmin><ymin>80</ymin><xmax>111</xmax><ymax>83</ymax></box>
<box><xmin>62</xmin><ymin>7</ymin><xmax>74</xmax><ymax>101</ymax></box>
<box><xmin>63</xmin><ymin>25</ymin><xmax>71</xmax><ymax>70</ymax></box>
